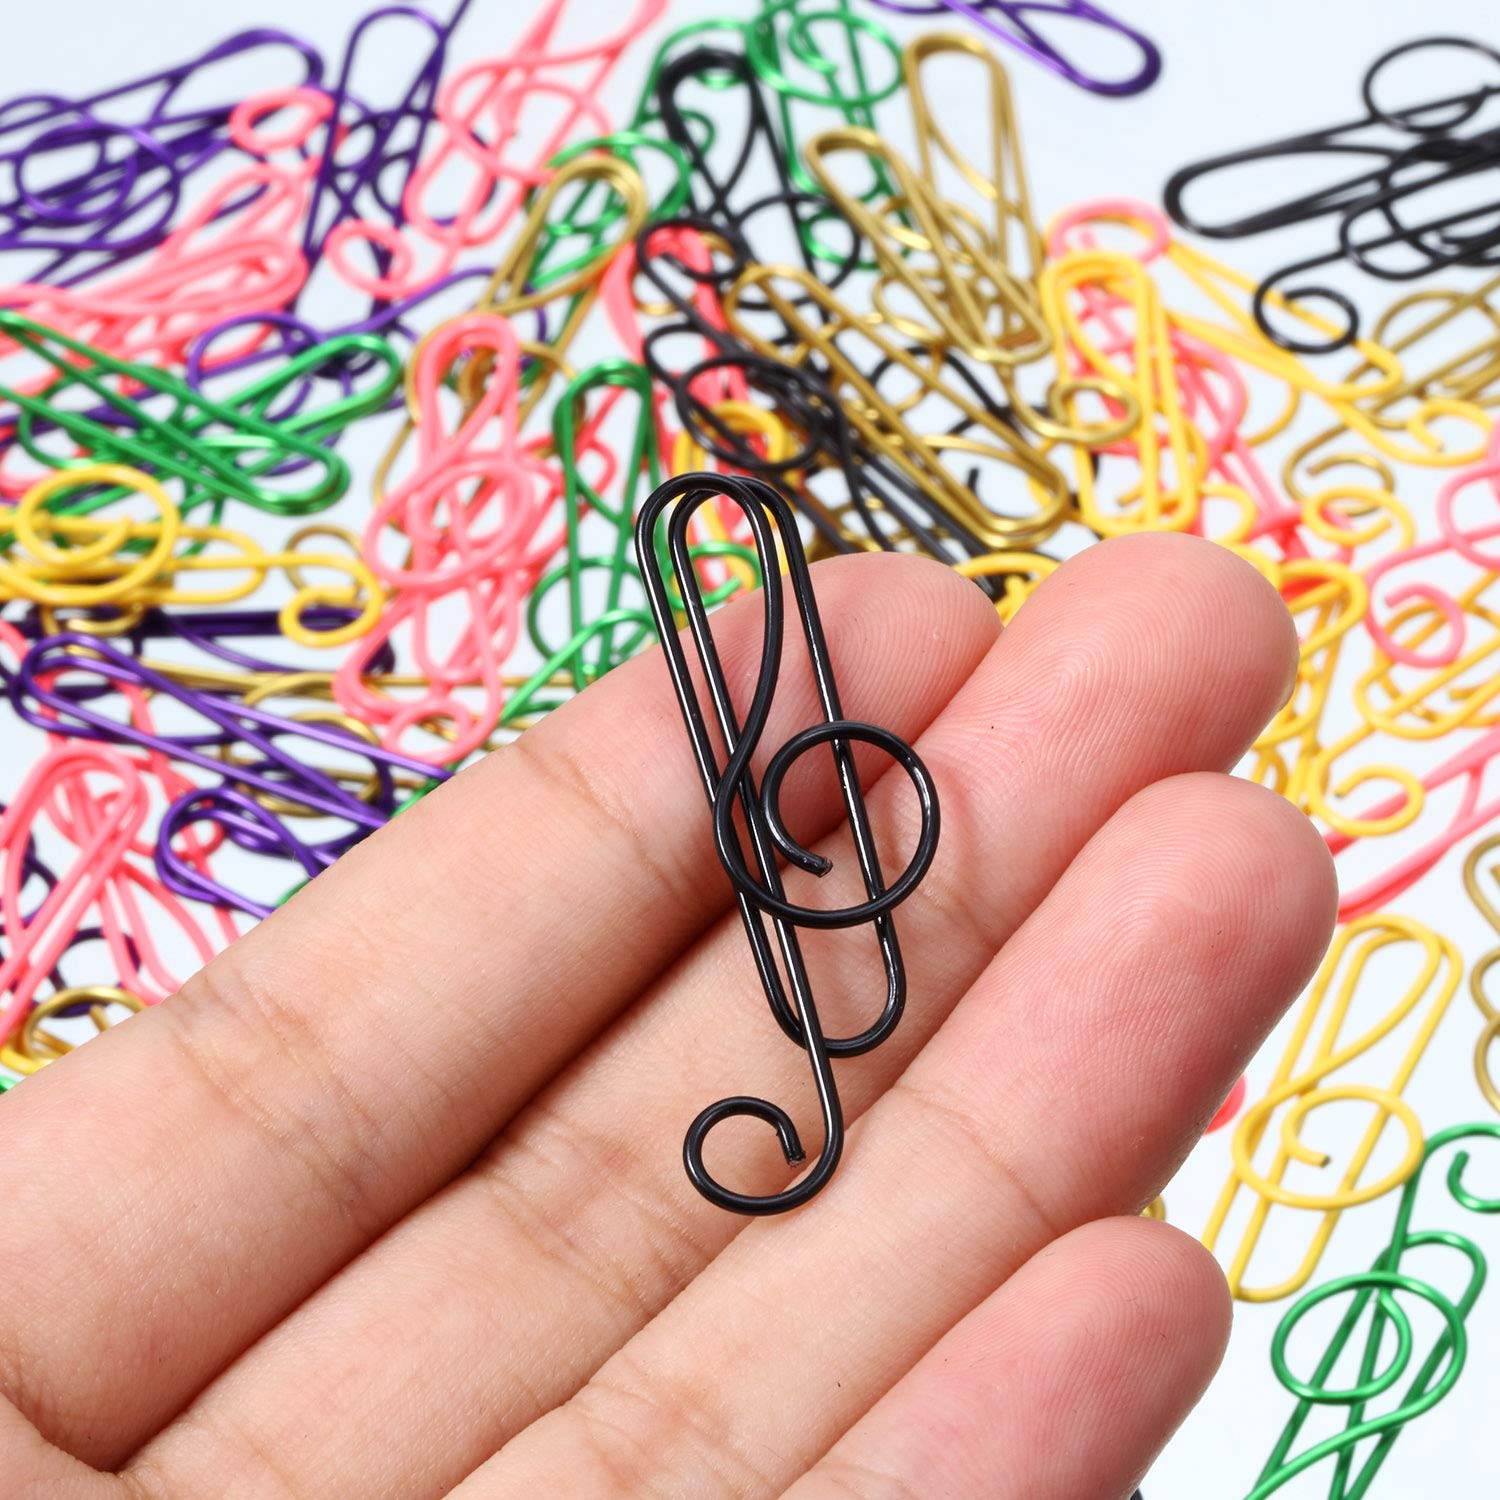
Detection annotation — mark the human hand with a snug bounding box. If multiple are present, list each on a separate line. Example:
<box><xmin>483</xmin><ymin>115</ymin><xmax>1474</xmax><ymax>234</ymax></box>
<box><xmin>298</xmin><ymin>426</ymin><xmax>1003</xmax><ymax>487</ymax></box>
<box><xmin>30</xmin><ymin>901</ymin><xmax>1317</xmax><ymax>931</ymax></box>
<box><xmin>0</xmin><ymin>534</ymin><xmax>1335</xmax><ymax>1500</ymax></box>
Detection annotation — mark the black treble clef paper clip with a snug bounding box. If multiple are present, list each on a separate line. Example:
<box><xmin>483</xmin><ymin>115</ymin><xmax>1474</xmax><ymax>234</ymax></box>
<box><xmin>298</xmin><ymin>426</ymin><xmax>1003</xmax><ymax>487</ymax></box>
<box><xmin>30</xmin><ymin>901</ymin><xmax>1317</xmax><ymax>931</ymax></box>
<box><xmin>634</xmin><ymin>472</ymin><xmax>939</xmax><ymax>1215</ymax></box>
<box><xmin>1164</xmin><ymin>36</ymin><xmax>1500</xmax><ymax>355</ymax></box>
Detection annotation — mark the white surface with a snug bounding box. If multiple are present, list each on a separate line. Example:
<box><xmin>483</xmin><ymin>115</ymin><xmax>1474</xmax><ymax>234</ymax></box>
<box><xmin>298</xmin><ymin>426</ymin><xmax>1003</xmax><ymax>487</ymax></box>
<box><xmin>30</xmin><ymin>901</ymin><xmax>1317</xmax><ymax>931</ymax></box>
<box><xmin>5</xmin><ymin>2</ymin><xmax>1500</xmax><ymax>1496</ymax></box>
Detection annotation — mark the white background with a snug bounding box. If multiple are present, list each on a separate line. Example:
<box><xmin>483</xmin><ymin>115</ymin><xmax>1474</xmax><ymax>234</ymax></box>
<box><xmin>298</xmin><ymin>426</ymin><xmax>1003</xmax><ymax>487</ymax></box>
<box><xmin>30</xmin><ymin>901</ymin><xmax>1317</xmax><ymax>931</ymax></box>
<box><xmin>5</xmin><ymin>2</ymin><xmax>1500</xmax><ymax>1496</ymax></box>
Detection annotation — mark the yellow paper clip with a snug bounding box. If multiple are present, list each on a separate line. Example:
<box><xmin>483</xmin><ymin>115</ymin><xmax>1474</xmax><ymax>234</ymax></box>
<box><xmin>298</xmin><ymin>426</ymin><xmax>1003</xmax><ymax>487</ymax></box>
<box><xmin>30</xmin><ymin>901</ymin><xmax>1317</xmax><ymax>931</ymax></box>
<box><xmin>0</xmin><ymin>465</ymin><xmax>381</xmax><ymax>645</ymax></box>
<box><xmin>1237</xmin><ymin>554</ymin><xmax>1368</xmax><ymax>806</ymax></box>
<box><xmin>1040</xmin><ymin>248</ymin><xmax>1201</xmax><ymax>533</ymax></box>
<box><xmin>1203</xmin><ymin>913</ymin><xmax>1459</xmax><ymax>1302</ymax></box>
<box><xmin>952</xmin><ymin>550</ymin><xmax>1058</xmax><ymax>622</ymax></box>
<box><xmin>1305</xmin><ymin>577</ymin><xmax>1500</xmax><ymax>839</ymax></box>
<box><xmin>0</xmin><ymin>986</ymin><xmax>144</xmax><ymax>1077</ymax></box>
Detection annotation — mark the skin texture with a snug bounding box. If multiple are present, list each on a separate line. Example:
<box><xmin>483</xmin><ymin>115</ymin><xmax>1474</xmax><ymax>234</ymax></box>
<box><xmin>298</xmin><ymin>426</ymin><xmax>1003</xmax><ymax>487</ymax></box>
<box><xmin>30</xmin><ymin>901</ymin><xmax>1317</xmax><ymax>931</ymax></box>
<box><xmin>0</xmin><ymin>533</ymin><xmax>1337</xmax><ymax>1500</ymax></box>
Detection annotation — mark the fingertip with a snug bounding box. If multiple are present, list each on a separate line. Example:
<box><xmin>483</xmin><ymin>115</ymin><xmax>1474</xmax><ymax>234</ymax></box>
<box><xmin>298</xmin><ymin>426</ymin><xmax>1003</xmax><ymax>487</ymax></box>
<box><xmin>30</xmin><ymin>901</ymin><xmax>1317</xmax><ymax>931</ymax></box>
<box><xmin>1084</xmin><ymin>1216</ymin><xmax>1233</xmax><ymax>1386</ymax></box>
<box><xmin>786</xmin><ymin>1214</ymin><xmax>1236</xmax><ymax>1500</ymax></box>
<box><xmin>1044</xmin><ymin>530</ymin><xmax>1300</xmax><ymax>737</ymax></box>
<box><xmin>1023</xmin><ymin>1217</ymin><xmax>1232</xmax><ymax>1496</ymax></box>
<box><xmin>1216</xmin><ymin>771</ymin><xmax>1338</xmax><ymax>962</ymax></box>
<box><xmin>1106</xmin><ymin>771</ymin><xmax>1337</xmax><ymax>1007</ymax></box>
<box><xmin>1007</xmin><ymin>769</ymin><xmax>1337</xmax><ymax>1200</ymax></box>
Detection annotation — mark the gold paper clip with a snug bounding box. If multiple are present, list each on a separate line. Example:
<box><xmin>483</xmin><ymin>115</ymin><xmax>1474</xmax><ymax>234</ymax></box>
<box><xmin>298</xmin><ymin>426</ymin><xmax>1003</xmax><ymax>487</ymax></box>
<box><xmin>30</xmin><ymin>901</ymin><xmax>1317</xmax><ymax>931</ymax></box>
<box><xmin>804</xmin><ymin>126</ymin><xmax>1050</xmax><ymax>369</ymax></box>
<box><xmin>806</xmin><ymin>41</ymin><xmax>1135</xmax><ymax>449</ymax></box>
<box><xmin>378</xmin><ymin>152</ymin><xmax>650</xmax><ymax>499</ymax></box>
<box><xmin>1282</xmin><ymin>276</ymin><xmax>1499</xmax><ymax>508</ymax></box>
<box><xmin>1463</xmin><ymin>832</ymin><xmax>1500</xmax><ymax>1115</ymax></box>
<box><xmin>0</xmin><ymin>986</ymin><xmax>145</xmax><ymax>1077</ymax></box>
<box><xmin>467</xmin><ymin>153</ymin><xmax>649</xmax><ymax>418</ymax></box>
<box><xmin>904</xmin><ymin>31</ymin><xmax>1043</xmax><ymax>284</ymax></box>
<box><xmin>725</xmin><ymin>262</ymin><xmax>1071</xmax><ymax>550</ymax></box>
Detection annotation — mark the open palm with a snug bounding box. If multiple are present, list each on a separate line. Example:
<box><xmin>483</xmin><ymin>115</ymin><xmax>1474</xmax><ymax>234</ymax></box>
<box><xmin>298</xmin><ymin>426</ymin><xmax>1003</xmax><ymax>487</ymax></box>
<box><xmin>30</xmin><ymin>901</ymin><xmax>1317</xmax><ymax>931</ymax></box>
<box><xmin>2</xmin><ymin>533</ymin><xmax>1334</xmax><ymax>1500</ymax></box>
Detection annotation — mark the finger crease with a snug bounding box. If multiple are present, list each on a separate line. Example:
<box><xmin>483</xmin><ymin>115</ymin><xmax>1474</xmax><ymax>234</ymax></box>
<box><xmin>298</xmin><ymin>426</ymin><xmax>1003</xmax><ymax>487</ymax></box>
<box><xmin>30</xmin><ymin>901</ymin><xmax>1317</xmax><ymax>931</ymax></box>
<box><xmin>891</xmin><ymin>1073</ymin><xmax>1064</xmax><ymax>1248</ymax></box>
<box><xmin>161</xmin><ymin>970</ymin><xmax>390</xmax><ymax>1239</ymax></box>
<box><xmin>811</xmin><ymin>1455</ymin><xmax>930</xmax><ymax>1500</ymax></box>
<box><xmin>575</xmin><ymin>1346</ymin><xmax>783</xmax><ymax>1498</ymax></box>
<box><xmin>508</xmin><ymin>730</ymin><xmax>697</xmax><ymax>923</ymax></box>
<box><xmin>477</xmin><ymin>1101</ymin><xmax>717</xmax><ymax>1328</ymax></box>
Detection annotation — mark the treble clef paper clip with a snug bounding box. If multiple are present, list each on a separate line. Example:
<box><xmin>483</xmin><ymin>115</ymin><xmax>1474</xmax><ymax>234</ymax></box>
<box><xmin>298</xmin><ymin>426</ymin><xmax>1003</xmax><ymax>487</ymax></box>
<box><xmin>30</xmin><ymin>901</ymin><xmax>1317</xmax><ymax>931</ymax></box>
<box><xmin>1250</xmin><ymin>1122</ymin><xmax>1500</xmax><ymax>1499</ymax></box>
<box><xmin>0</xmin><ymin>27</ymin><xmax>324</xmax><ymax>288</ymax></box>
<box><xmin>1164</xmin><ymin>36</ymin><xmax>1500</xmax><ymax>353</ymax></box>
<box><xmin>1203</xmin><ymin>913</ymin><xmax>1459</xmax><ymax>1301</ymax></box>
<box><xmin>635</xmin><ymin>472</ymin><xmax>939</xmax><ymax>1214</ymax></box>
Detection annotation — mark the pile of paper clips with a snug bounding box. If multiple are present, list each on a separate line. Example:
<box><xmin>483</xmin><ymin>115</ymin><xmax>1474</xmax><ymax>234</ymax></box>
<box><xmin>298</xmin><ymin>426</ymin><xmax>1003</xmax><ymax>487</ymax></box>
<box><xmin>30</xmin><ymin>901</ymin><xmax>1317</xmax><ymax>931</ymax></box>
<box><xmin>4</xmin><ymin>2</ymin><xmax>1500</xmax><ymax>1493</ymax></box>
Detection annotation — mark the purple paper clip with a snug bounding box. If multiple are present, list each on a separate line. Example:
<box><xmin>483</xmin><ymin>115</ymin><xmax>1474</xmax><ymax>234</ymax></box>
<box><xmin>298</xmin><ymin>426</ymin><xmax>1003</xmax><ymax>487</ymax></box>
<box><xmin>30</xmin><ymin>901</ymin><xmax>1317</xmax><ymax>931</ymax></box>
<box><xmin>865</xmin><ymin>0</ymin><xmax>1160</xmax><ymax>96</ymax></box>
<box><xmin>0</xmin><ymin>604</ymin><xmax>395</xmax><ymax>681</ymax></box>
<box><xmin>156</xmin><ymin>785</ymin><xmax>344</xmax><ymax>920</ymax></box>
<box><xmin>298</xmin><ymin>4</ymin><xmax>472</xmax><ymax>281</ymax></box>
<box><xmin>0</xmin><ymin>29</ymin><xmax>323</xmax><ymax>286</ymax></box>
<box><xmin>13</xmin><ymin>632</ymin><xmax>448</xmax><ymax>830</ymax></box>
<box><xmin>165</xmin><ymin>605</ymin><xmax>401</xmax><ymax>676</ymax></box>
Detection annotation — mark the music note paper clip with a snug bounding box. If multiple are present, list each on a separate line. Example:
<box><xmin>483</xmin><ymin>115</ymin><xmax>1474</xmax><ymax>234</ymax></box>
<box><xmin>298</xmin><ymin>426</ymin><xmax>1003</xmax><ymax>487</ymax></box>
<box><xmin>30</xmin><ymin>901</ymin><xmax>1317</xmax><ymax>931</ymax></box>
<box><xmin>635</xmin><ymin>472</ymin><xmax>939</xmax><ymax>1215</ymax></box>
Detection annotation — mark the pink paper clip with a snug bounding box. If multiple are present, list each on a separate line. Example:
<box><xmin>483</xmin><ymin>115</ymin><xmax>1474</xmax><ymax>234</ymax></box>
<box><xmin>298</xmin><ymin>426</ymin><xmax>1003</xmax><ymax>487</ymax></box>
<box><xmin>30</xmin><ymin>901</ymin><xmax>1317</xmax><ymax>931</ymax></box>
<box><xmin>336</xmin><ymin>312</ymin><xmax>561</xmax><ymax>761</ymax></box>
<box><xmin>324</xmin><ymin>0</ymin><xmax>665</xmax><ymax>300</ymax></box>
<box><xmin>0</xmin><ymin>153</ymin><xmax>313</xmax><ymax>380</ymax></box>
<box><xmin>0</xmin><ymin>743</ymin><xmax>165</xmax><ymax>1042</ymax></box>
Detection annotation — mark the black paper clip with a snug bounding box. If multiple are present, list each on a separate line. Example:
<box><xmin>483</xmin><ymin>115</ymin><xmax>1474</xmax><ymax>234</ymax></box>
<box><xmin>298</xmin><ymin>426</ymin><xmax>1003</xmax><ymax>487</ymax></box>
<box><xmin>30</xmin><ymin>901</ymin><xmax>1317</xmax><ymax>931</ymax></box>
<box><xmin>1164</xmin><ymin>36</ymin><xmax>1500</xmax><ymax>353</ymax></box>
<box><xmin>635</xmin><ymin>472</ymin><xmax>939</xmax><ymax>1215</ymax></box>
